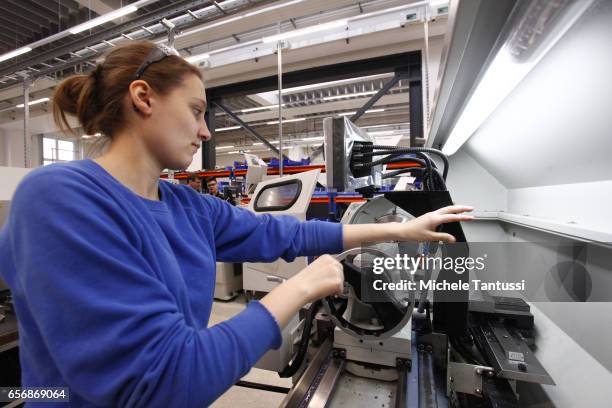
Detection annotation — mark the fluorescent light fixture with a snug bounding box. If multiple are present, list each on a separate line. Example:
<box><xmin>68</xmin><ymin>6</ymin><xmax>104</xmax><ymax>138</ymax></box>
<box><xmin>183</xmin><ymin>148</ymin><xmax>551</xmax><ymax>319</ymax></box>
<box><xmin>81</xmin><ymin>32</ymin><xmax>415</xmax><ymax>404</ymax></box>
<box><xmin>16</xmin><ymin>97</ymin><xmax>50</xmax><ymax>108</ymax></box>
<box><xmin>368</xmin><ymin>131</ymin><xmax>402</xmax><ymax>136</ymax></box>
<box><xmin>215</xmin><ymin>145</ymin><xmax>235</xmax><ymax>149</ymax></box>
<box><xmin>338</xmin><ymin>108</ymin><xmax>385</xmax><ymax>116</ymax></box>
<box><xmin>69</xmin><ymin>5</ymin><xmax>138</xmax><ymax>34</ymax></box>
<box><xmin>365</xmin><ymin>123</ymin><xmax>409</xmax><ymax>129</ymax></box>
<box><xmin>244</xmin><ymin>0</ymin><xmax>306</xmax><ymax>17</ymax></box>
<box><xmin>216</xmin><ymin>126</ymin><xmax>241</xmax><ymax>132</ymax></box>
<box><xmin>259</xmin><ymin>74</ymin><xmax>390</xmax><ymax>99</ymax></box>
<box><xmin>266</xmin><ymin>118</ymin><xmax>306</xmax><ymax>125</ymax></box>
<box><xmin>301</xmin><ymin>136</ymin><xmax>324</xmax><ymax>141</ymax></box>
<box><xmin>0</xmin><ymin>46</ymin><xmax>32</xmax><ymax>62</ymax></box>
<box><xmin>186</xmin><ymin>52</ymin><xmax>210</xmax><ymax>64</ymax></box>
<box><xmin>323</xmin><ymin>90</ymin><xmax>378</xmax><ymax>101</ymax></box>
<box><xmin>241</xmin><ymin>104</ymin><xmax>286</xmax><ymax>113</ymax></box>
<box><xmin>227</xmin><ymin>151</ymin><xmax>240</xmax><ymax>154</ymax></box>
<box><xmin>441</xmin><ymin>0</ymin><xmax>592</xmax><ymax>155</ymax></box>
<box><xmin>262</xmin><ymin>19</ymin><xmax>348</xmax><ymax>43</ymax></box>
<box><xmin>253</xmin><ymin>142</ymin><xmax>264</xmax><ymax>145</ymax></box>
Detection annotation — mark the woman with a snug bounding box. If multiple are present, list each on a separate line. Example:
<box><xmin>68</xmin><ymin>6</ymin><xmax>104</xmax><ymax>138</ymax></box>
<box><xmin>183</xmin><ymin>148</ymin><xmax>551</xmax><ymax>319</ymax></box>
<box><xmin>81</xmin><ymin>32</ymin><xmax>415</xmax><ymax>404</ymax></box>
<box><xmin>0</xmin><ymin>41</ymin><xmax>472</xmax><ymax>407</ymax></box>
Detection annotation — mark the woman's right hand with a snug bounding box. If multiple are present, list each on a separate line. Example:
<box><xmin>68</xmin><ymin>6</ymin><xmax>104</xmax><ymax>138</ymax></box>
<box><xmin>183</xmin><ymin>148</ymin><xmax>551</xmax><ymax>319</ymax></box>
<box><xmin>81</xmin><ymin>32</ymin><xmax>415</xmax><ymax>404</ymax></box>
<box><xmin>260</xmin><ymin>254</ymin><xmax>344</xmax><ymax>328</ymax></box>
<box><xmin>292</xmin><ymin>254</ymin><xmax>344</xmax><ymax>303</ymax></box>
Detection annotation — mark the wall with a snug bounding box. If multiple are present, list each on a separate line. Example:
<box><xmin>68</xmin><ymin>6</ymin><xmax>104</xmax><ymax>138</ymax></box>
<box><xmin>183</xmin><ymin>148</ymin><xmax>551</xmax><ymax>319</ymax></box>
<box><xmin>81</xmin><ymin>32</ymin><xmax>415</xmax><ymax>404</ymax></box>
<box><xmin>0</xmin><ymin>166</ymin><xmax>32</xmax><ymax>200</ymax></box>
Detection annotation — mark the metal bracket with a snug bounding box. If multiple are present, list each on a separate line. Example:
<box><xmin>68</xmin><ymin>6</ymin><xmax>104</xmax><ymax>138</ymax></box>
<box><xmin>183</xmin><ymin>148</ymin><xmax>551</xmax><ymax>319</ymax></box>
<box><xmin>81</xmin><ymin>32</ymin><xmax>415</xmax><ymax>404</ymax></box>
<box><xmin>447</xmin><ymin>361</ymin><xmax>495</xmax><ymax>397</ymax></box>
<box><xmin>161</xmin><ymin>18</ymin><xmax>177</xmax><ymax>48</ymax></box>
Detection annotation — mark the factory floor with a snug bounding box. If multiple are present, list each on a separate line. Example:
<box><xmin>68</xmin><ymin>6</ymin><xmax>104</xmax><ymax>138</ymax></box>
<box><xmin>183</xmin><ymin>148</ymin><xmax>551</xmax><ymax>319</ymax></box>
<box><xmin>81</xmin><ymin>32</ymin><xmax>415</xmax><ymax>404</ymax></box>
<box><xmin>209</xmin><ymin>294</ymin><xmax>292</xmax><ymax>408</ymax></box>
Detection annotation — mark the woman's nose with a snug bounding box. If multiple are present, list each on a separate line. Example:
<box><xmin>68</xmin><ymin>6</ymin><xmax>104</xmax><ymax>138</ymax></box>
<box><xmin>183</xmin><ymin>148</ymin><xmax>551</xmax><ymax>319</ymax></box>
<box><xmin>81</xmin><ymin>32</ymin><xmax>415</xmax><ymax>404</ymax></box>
<box><xmin>198</xmin><ymin>121</ymin><xmax>212</xmax><ymax>141</ymax></box>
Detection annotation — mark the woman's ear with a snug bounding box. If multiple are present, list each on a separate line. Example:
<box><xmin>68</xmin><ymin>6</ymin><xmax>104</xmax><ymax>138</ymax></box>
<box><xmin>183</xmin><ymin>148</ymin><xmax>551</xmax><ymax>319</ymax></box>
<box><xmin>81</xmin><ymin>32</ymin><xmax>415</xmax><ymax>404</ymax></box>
<box><xmin>129</xmin><ymin>80</ymin><xmax>153</xmax><ymax>116</ymax></box>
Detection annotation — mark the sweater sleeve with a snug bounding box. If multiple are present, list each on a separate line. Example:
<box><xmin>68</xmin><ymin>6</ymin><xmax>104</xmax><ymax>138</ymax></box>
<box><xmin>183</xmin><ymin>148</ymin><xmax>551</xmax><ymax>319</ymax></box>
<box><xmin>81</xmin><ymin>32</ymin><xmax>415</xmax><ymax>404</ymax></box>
<box><xmin>200</xmin><ymin>195</ymin><xmax>344</xmax><ymax>263</ymax></box>
<box><xmin>8</xmin><ymin>169</ymin><xmax>281</xmax><ymax>407</ymax></box>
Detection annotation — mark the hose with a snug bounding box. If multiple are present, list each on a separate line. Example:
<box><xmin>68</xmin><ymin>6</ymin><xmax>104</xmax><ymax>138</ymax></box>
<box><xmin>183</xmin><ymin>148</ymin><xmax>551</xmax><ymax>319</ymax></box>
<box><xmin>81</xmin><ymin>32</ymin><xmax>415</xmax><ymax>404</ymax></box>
<box><xmin>370</xmin><ymin>146</ymin><xmax>449</xmax><ymax>180</ymax></box>
<box><xmin>278</xmin><ymin>300</ymin><xmax>322</xmax><ymax>378</ymax></box>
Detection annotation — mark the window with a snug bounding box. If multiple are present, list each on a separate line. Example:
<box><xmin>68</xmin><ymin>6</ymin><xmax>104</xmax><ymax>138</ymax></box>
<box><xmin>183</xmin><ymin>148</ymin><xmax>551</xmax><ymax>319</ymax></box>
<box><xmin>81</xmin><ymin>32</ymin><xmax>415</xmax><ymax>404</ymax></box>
<box><xmin>42</xmin><ymin>137</ymin><xmax>76</xmax><ymax>165</ymax></box>
<box><xmin>254</xmin><ymin>179</ymin><xmax>302</xmax><ymax>211</ymax></box>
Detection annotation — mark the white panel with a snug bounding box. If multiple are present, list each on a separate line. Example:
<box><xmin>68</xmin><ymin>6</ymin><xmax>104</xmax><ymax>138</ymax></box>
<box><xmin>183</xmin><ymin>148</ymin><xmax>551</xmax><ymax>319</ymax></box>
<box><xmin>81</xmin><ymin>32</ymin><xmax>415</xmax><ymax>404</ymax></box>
<box><xmin>464</xmin><ymin>1</ymin><xmax>612</xmax><ymax>189</ymax></box>
<box><xmin>444</xmin><ymin>149</ymin><xmax>507</xmax><ymax>213</ymax></box>
<box><xmin>529</xmin><ymin>303</ymin><xmax>612</xmax><ymax>406</ymax></box>
<box><xmin>508</xmin><ymin>180</ymin><xmax>612</xmax><ymax>238</ymax></box>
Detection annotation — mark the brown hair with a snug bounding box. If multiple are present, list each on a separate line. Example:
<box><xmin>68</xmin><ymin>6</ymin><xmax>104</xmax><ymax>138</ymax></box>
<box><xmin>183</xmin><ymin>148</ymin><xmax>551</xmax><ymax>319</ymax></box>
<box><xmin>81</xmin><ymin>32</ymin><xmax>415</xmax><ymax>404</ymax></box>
<box><xmin>53</xmin><ymin>40</ymin><xmax>202</xmax><ymax>138</ymax></box>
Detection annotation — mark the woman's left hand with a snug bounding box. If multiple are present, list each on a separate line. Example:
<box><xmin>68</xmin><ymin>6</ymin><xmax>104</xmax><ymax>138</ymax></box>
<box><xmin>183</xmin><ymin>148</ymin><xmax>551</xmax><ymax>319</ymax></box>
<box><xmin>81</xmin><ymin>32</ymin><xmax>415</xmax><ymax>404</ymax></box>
<box><xmin>343</xmin><ymin>205</ymin><xmax>474</xmax><ymax>249</ymax></box>
<box><xmin>394</xmin><ymin>205</ymin><xmax>474</xmax><ymax>243</ymax></box>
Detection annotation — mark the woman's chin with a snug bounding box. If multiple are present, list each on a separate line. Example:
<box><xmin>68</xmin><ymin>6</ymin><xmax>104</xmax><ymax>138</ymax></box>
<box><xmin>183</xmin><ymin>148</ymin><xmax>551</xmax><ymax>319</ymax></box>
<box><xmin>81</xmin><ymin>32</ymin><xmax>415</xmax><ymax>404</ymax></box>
<box><xmin>164</xmin><ymin>156</ymin><xmax>193</xmax><ymax>171</ymax></box>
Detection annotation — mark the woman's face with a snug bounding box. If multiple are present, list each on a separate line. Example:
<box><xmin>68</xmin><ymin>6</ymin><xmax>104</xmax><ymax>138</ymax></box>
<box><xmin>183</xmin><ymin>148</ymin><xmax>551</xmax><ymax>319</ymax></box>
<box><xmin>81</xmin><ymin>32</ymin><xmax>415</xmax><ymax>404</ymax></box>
<box><xmin>141</xmin><ymin>74</ymin><xmax>211</xmax><ymax>170</ymax></box>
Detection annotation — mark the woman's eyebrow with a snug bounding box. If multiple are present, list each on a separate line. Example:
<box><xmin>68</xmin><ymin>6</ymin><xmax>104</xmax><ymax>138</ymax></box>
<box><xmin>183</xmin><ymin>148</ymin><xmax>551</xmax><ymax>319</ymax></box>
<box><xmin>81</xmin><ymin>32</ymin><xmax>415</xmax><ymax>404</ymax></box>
<box><xmin>192</xmin><ymin>98</ymin><xmax>207</xmax><ymax>109</ymax></box>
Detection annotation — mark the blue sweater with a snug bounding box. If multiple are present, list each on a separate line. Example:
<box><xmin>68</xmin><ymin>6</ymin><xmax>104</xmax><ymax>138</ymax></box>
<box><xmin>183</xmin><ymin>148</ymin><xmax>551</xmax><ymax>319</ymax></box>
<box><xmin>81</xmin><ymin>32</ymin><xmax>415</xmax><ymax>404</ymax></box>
<box><xmin>0</xmin><ymin>159</ymin><xmax>343</xmax><ymax>407</ymax></box>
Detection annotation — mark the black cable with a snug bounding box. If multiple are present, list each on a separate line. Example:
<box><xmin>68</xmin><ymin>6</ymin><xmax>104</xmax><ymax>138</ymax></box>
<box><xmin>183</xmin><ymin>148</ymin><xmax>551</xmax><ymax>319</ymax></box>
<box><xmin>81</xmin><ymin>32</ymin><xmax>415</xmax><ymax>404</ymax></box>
<box><xmin>382</xmin><ymin>168</ymin><xmax>425</xmax><ymax>179</ymax></box>
<box><xmin>278</xmin><ymin>300</ymin><xmax>322</xmax><ymax>378</ymax></box>
<box><xmin>370</xmin><ymin>146</ymin><xmax>449</xmax><ymax>180</ymax></box>
<box><xmin>356</xmin><ymin>149</ymin><xmax>425</xmax><ymax>157</ymax></box>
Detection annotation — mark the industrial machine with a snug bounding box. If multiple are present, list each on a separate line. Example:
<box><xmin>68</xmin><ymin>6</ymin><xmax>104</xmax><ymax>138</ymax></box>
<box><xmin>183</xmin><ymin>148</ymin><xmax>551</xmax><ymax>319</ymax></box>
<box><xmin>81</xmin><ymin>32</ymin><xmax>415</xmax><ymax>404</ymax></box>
<box><xmin>243</xmin><ymin>113</ymin><xmax>558</xmax><ymax>407</ymax></box>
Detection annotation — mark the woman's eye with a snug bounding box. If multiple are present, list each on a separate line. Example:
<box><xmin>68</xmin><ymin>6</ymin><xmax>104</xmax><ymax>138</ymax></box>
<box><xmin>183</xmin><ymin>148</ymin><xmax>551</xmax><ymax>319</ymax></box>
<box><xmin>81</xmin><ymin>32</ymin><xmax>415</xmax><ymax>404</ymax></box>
<box><xmin>193</xmin><ymin>108</ymin><xmax>202</xmax><ymax>116</ymax></box>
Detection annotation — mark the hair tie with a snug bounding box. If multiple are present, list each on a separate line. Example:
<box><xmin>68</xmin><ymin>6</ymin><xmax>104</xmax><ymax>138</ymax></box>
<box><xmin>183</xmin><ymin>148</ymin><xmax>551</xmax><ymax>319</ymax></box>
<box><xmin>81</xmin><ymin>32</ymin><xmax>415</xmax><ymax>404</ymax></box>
<box><xmin>90</xmin><ymin>64</ymin><xmax>103</xmax><ymax>84</ymax></box>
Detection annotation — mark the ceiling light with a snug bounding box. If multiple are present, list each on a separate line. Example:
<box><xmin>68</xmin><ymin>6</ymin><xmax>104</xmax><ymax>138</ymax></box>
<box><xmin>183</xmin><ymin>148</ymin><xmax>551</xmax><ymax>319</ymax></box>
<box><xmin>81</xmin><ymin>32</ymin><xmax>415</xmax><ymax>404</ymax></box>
<box><xmin>301</xmin><ymin>136</ymin><xmax>324</xmax><ymax>141</ymax></box>
<box><xmin>365</xmin><ymin>123</ymin><xmax>410</xmax><ymax>129</ymax></box>
<box><xmin>186</xmin><ymin>52</ymin><xmax>210</xmax><ymax>64</ymax></box>
<box><xmin>16</xmin><ymin>97</ymin><xmax>50</xmax><ymax>108</ymax></box>
<box><xmin>241</xmin><ymin>104</ymin><xmax>286</xmax><ymax>113</ymax></box>
<box><xmin>266</xmin><ymin>118</ymin><xmax>306</xmax><ymax>125</ymax></box>
<box><xmin>338</xmin><ymin>108</ymin><xmax>385</xmax><ymax>116</ymax></box>
<box><xmin>215</xmin><ymin>145</ymin><xmax>235</xmax><ymax>150</ymax></box>
<box><xmin>0</xmin><ymin>46</ymin><xmax>32</xmax><ymax>63</ymax></box>
<box><xmin>69</xmin><ymin>5</ymin><xmax>138</xmax><ymax>34</ymax></box>
<box><xmin>262</xmin><ymin>19</ymin><xmax>348</xmax><ymax>43</ymax></box>
<box><xmin>323</xmin><ymin>90</ymin><xmax>378</xmax><ymax>101</ymax></box>
<box><xmin>216</xmin><ymin>126</ymin><xmax>241</xmax><ymax>132</ymax></box>
<box><xmin>253</xmin><ymin>142</ymin><xmax>264</xmax><ymax>145</ymax></box>
<box><xmin>244</xmin><ymin>0</ymin><xmax>306</xmax><ymax>17</ymax></box>
<box><xmin>441</xmin><ymin>0</ymin><xmax>592</xmax><ymax>155</ymax></box>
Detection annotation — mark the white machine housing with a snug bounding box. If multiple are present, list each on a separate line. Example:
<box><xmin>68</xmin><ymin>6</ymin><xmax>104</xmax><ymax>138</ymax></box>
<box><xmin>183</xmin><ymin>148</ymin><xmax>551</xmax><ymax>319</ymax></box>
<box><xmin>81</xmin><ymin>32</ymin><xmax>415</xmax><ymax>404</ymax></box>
<box><xmin>244</xmin><ymin>169</ymin><xmax>320</xmax><ymax>371</ymax></box>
